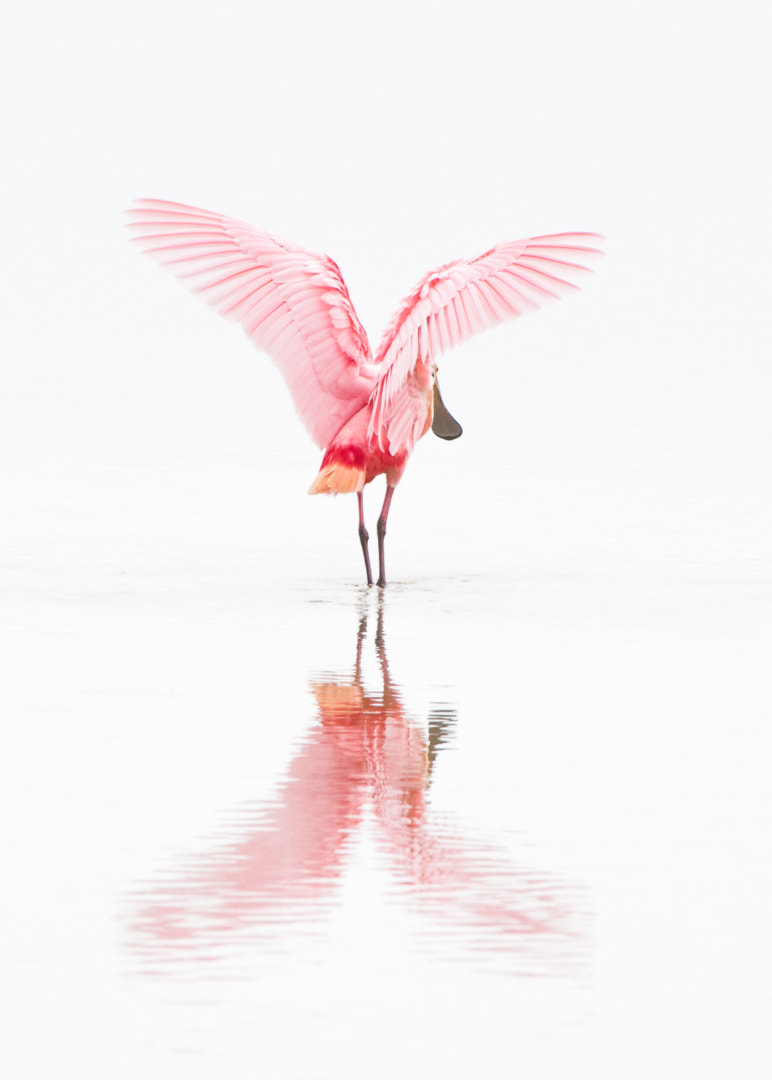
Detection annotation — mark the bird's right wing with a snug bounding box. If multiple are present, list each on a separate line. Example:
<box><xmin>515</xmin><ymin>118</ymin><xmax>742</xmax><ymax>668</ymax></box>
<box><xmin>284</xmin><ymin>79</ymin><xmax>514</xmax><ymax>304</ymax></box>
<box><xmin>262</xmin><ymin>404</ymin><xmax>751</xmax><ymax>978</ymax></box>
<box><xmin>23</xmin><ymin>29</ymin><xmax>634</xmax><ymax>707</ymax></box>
<box><xmin>368</xmin><ymin>234</ymin><xmax>603</xmax><ymax>448</ymax></box>
<box><xmin>125</xmin><ymin>199</ymin><xmax>377</xmax><ymax>449</ymax></box>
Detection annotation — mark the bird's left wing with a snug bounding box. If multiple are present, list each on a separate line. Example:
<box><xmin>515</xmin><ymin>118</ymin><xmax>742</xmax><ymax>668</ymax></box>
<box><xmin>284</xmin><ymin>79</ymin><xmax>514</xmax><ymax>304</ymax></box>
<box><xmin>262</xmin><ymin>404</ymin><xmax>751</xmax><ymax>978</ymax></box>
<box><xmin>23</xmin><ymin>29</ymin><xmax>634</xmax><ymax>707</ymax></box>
<box><xmin>368</xmin><ymin>234</ymin><xmax>603</xmax><ymax>447</ymax></box>
<box><xmin>125</xmin><ymin>199</ymin><xmax>376</xmax><ymax>449</ymax></box>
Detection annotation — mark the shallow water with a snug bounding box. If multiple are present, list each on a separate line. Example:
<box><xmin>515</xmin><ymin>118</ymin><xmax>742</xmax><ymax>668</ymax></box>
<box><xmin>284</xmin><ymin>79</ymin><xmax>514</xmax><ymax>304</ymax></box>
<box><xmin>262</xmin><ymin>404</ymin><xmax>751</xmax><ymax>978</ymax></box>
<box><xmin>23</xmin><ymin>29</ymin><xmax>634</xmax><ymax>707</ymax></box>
<box><xmin>2</xmin><ymin>433</ymin><xmax>771</xmax><ymax>1077</ymax></box>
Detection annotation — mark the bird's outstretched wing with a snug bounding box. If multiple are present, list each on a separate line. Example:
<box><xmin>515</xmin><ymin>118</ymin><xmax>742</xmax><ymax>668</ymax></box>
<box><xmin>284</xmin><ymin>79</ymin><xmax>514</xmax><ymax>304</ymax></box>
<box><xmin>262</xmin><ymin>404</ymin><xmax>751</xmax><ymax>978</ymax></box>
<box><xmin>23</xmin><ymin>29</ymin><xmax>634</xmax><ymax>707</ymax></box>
<box><xmin>125</xmin><ymin>199</ymin><xmax>377</xmax><ymax>449</ymax></box>
<box><xmin>368</xmin><ymin>234</ymin><xmax>603</xmax><ymax>447</ymax></box>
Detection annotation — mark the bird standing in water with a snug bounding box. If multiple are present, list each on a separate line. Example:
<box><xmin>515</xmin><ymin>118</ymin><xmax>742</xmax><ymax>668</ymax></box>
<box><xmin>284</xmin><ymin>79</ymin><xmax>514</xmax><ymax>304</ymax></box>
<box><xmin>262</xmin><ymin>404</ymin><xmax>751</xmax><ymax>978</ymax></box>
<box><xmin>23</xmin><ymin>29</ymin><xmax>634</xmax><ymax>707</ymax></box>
<box><xmin>126</xmin><ymin>199</ymin><xmax>602</xmax><ymax>585</ymax></box>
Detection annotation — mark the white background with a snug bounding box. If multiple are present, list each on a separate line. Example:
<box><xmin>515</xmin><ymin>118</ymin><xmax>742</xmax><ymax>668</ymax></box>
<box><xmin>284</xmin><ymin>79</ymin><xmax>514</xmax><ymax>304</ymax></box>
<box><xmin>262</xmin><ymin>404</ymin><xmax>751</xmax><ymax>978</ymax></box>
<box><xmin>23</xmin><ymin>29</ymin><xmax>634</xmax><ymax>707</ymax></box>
<box><xmin>2</xmin><ymin>1</ymin><xmax>771</xmax><ymax>1077</ymax></box>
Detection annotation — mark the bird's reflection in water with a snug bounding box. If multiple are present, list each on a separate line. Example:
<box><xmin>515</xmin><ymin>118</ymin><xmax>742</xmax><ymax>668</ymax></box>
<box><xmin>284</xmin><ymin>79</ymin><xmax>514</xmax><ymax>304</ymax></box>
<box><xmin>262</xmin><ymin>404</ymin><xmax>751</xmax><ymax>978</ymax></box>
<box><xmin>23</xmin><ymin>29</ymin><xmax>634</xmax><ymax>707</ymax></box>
<box><xmin>128</xmin><ymin>597</ymin><xmax>585</xmax><ymax>976</ymax></box>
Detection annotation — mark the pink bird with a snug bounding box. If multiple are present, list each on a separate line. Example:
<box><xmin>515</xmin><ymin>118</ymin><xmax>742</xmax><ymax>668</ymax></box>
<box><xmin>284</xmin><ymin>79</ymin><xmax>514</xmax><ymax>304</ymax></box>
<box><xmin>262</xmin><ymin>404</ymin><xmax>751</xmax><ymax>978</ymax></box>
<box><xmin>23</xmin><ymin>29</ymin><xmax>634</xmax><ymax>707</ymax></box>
<box><xmin>125</xmin><ymin>199</ymin><xmax>602</xmax><ymax>585</ymax></box>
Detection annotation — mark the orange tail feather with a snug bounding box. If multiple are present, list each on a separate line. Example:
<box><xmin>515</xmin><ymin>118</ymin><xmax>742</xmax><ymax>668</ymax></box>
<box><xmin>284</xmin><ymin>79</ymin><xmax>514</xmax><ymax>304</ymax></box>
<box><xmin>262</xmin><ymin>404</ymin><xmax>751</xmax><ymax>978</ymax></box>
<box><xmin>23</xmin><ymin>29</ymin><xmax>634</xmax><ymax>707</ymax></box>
<box><xmin>308</xmin><ymin>461</ymin><xmax>365</xmax><ymax>495</ymax></box>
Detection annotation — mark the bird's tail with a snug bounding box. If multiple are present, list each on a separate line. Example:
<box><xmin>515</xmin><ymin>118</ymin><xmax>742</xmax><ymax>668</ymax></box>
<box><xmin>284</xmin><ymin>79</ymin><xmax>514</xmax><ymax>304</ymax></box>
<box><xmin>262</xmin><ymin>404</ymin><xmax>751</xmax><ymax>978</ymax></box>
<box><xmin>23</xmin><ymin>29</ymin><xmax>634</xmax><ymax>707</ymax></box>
<box><xmin>308</xmin><ymin>447</ymin><xmax>365</xmax><ymax>495</ymax></box>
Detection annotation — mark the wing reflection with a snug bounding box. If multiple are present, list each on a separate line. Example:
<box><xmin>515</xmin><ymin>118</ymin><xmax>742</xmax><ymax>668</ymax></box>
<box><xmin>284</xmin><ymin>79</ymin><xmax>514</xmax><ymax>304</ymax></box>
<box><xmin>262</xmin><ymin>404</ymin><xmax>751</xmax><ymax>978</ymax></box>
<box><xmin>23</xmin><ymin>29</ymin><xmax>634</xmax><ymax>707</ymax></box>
<box><xmin>127</xmin><ymin>597</ymin><xmax>585</xmax><ymax>975</ymax></box>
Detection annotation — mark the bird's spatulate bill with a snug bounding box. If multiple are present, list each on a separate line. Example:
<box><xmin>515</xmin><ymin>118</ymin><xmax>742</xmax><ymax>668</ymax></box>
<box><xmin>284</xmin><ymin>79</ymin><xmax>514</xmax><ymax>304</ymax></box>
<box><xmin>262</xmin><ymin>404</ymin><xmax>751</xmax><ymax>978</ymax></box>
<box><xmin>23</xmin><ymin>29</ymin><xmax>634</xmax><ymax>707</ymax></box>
<box><xmin>432</xmin><ymin>378</ymin><xmax>463</xmax><ymax>440</ymax></box>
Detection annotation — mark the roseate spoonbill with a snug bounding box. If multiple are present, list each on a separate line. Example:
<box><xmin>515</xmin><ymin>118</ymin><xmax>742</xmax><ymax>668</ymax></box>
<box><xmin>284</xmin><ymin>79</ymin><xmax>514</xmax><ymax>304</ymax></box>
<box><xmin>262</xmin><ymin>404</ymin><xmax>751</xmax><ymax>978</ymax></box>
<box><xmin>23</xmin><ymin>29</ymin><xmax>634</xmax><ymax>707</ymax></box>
<box><xmin>125</xmin><ymin>199</ymin><xmax>602</xmax><ymax>585</ymax></box>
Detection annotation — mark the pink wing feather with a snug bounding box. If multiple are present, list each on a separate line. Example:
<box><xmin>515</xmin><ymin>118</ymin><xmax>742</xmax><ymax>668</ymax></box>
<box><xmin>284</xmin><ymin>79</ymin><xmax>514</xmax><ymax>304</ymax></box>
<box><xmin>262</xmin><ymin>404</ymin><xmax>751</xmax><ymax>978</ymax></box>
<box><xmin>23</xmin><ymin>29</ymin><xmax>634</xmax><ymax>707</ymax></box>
<box><xmin>125</xmin><ymin>199</ymin><xmax>377</xmax><ymax>449</ymax></box>
<box><xmin>368</xmin><ymin>234</ymin><xmax>604</xmax><ymax>447</ymax></box>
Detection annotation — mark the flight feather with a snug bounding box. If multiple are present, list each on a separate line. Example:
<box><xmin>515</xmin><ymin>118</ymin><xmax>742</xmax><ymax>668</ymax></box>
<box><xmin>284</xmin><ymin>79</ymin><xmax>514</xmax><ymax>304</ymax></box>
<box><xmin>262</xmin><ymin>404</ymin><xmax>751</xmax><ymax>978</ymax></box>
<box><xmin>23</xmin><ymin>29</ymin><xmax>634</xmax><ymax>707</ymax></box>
<box><xmin>368</xmin><ymin>234</ymin><xmax>603</xmax><ymax>446</ymax></box>
<box><xmin>125</xmin><ymin>199</ymin><xmax>376</xmax><ymax>449</ymax></box>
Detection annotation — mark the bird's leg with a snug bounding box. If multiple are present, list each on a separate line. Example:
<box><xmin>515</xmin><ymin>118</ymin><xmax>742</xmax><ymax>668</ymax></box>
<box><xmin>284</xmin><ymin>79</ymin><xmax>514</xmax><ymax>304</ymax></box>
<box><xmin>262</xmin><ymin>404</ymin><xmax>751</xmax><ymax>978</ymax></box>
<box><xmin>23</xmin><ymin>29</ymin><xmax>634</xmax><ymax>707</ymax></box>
<box><xmin>376</xmin><ymin>485</ymin><xmax>395</xmax><ymax>588</ymax></box>
<box><xmin>357</xmin><ymin>491</ymin><xmax>373</xmax><ymax>586</ymax></box>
